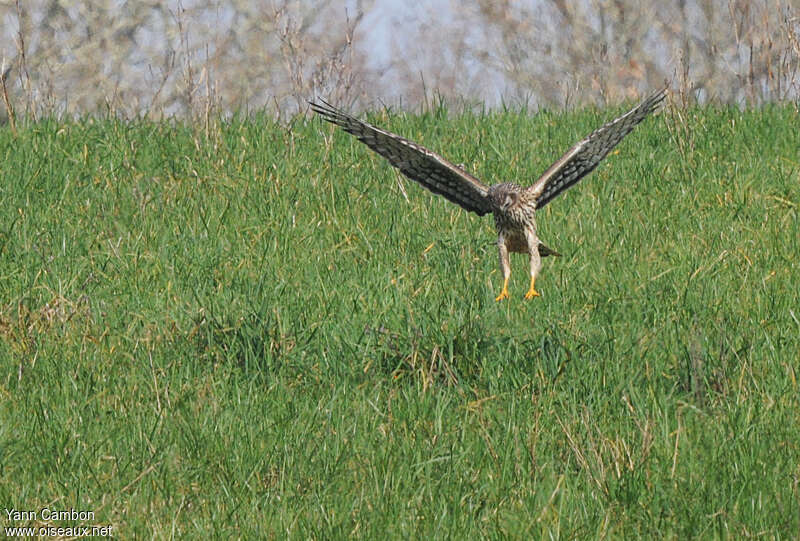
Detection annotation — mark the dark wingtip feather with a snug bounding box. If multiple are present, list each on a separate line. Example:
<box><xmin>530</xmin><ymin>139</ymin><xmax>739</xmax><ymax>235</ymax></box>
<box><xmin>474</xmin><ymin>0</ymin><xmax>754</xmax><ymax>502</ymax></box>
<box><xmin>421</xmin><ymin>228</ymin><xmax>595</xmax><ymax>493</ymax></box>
<box><xmin>309</xmin><ymin>99</ymin><xmax>339</xmax><ymax>119</ymax></box>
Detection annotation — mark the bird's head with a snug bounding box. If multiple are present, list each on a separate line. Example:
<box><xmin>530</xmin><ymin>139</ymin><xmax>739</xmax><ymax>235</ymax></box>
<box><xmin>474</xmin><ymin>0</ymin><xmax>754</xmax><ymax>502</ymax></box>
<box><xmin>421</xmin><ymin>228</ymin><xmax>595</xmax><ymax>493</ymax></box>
<box><xmin>488</xmin><ymin>183</ymin><xmax>521</xmax><ymax>211</ymax></box>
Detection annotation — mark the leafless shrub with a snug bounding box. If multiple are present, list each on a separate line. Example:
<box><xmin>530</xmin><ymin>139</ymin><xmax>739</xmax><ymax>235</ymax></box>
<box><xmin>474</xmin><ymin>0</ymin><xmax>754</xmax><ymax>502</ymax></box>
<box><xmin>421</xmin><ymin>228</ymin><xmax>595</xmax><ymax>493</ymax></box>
<box><xmin>0</xmin><ymin>0</ymin><xmax>796</xmax><ymax>119</ymax></box>
<box><xmin>0</xmin><ymin>1</ymin><xmax>370</xmax><ymax>119</ymax></box>
<box><xmin>1</xmin><ymin>57</ymin><xmax>16</xmax><ymax>135</ymax></box>
<box><xmin>440</xmin><ymin>0</ymin><xmax>799</xmax><ymax>107</ymax></box>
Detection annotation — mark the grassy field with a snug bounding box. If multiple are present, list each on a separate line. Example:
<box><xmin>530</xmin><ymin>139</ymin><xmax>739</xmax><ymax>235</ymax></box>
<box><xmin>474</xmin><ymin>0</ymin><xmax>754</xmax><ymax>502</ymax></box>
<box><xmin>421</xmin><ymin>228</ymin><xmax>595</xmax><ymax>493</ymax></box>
<box><xmin>1</xmin><ymin>100</ymin><xmax>799</xmax><ymax>538</ymax></box>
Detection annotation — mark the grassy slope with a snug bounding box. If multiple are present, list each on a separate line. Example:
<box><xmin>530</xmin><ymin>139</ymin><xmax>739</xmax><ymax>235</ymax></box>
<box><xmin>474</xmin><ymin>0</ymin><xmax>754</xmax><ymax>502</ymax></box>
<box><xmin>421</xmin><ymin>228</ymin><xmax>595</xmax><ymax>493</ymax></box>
<box><xmin>0</xmin><ymin>102</ymin><xmax>798</xmax><ymax>538</ymax></box>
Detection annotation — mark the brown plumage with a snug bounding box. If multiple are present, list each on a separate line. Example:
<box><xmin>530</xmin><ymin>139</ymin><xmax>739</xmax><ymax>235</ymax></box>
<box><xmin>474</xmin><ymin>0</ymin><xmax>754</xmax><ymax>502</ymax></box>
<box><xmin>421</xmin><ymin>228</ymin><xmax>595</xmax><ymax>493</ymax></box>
<box><xmin>310</xmin><ymin>89</ymin><xmax>666</xmax><ymax>300</ymax></box>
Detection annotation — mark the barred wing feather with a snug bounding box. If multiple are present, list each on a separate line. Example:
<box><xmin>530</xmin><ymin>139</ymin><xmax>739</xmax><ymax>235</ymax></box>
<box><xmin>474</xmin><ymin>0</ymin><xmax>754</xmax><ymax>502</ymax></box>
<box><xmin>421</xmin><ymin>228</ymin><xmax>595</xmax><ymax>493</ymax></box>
<box><xmin>529</xmin><ymin>88</ymin><xmax>666</xmax><ymax>209</ymax></box>
<box><xmin>310</xmin><ymin>100</ymin><xmax>492</xmax><ymax>216</ymax></box>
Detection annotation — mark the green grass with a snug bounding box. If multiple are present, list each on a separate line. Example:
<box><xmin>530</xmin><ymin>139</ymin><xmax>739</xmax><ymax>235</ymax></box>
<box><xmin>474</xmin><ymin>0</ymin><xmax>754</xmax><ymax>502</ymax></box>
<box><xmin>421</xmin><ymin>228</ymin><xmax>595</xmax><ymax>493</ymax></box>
<box><xmin>1</xmin><ymin>102</ymin><xmax>799</xmax><ymax>538</ymax></box>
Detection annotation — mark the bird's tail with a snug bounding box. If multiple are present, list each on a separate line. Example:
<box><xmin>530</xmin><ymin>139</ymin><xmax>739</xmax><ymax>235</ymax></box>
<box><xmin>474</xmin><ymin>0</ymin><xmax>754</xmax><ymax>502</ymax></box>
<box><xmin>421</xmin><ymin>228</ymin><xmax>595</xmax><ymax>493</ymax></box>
<box><xmin>538</xmin><ymin>242</ymin><xmax>561</xmax><ymax>257</ymax></box>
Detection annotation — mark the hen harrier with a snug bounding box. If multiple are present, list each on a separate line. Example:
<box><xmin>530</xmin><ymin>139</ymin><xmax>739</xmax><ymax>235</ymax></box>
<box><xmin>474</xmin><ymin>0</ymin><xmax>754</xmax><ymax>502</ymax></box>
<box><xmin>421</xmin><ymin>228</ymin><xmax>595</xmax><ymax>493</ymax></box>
<box><xmin>310</xmin><ymin>89</ymin><xmax>665</xmax><ymax>300</ymax></box>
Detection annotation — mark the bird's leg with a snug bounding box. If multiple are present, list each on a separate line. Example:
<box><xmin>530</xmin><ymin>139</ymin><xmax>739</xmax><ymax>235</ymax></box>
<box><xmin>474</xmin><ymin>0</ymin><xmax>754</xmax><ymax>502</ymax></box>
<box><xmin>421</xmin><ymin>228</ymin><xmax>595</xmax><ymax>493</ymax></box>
<box><xmin>495</xmin><ymin>236</ymin><xmax>511</xmax><ymax>301</ymax></box>
<box><xmin>524</xmin><ymin>276</ymin><xmax>540</xmax><ymax>299</ymax></box>
<box><xmin>524</xmin><ymin>232</ymin><xmax>543</xmax><ymax>300</ymax></box>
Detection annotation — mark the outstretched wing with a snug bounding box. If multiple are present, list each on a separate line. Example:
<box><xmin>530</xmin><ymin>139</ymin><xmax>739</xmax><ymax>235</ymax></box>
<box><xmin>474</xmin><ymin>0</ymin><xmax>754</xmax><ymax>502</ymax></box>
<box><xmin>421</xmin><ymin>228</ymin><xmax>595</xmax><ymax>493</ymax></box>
<box><xmin>310</xmin><ymin>100</ymin><xmax>492</xmax><ymax>216</ymax></box>
<box><xmin>528</xmin><ymin>88</ymin><xmax>666</xmax><ymax>209</ymax></box>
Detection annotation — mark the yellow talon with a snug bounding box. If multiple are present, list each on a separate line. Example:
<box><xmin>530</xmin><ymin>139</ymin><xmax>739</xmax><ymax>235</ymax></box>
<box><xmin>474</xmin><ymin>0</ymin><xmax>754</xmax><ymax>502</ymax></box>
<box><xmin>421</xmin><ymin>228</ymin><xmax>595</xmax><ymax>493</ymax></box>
<box><xmin>524</xmin><ymin>277</ymin><xmax>540</xmax><ymax>300</ymax></box>
<box><xmin>524</xmin><ymin>288</ymin><xmax>540</xmax><ymax>299</ymax></box>
<box><xmin>495</xmin><ymin>277</ymin><xmax>510</xmax><ymax>301</ymax></box>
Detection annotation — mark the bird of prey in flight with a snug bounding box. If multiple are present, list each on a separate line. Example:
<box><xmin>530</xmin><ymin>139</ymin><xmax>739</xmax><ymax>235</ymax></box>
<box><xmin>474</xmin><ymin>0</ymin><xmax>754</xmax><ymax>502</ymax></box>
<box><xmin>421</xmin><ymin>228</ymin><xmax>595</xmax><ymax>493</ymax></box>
<box><xmin>310</xmin><ymin>89</ymin><xmax>665</xmax><ymax>300</ymax></box>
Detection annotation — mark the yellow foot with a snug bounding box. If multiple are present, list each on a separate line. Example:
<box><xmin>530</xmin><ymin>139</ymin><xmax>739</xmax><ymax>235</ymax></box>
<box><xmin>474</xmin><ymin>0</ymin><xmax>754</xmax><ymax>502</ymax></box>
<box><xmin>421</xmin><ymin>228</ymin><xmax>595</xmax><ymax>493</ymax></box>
<box><xmin>524</xmin><ymin>276</ymin><xmax>540</xmax><ymax>299</ymax></box>
<box><xmin>495</xmin><ymin>277</ymin><xmax>510</xmax><ymax>301</ymax></box>
<box><xmin>524</xmin><ymin>288</ymin><xmax>540</xmax><ymax>300</ymax></box>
